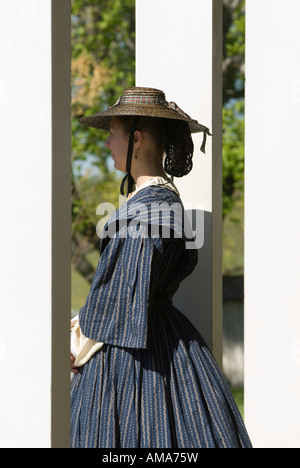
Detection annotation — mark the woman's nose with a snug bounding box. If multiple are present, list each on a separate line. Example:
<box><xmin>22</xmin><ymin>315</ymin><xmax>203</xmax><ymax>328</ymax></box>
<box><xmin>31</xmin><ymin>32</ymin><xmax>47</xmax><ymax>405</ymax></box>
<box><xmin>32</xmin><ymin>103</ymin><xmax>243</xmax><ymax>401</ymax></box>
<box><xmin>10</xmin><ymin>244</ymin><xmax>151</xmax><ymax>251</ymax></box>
<box><xmin>105</xmin><ymin>136</ymin><xmax>111</xmax><ymax>148</ymax></box>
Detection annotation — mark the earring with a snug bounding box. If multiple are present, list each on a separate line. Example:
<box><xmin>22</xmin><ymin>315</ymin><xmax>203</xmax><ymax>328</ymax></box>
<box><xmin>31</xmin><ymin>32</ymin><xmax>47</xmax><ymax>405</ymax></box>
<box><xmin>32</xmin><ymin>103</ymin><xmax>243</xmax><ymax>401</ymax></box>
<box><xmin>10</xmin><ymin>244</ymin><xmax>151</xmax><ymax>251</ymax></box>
<box><xmin>135</xmin><ymin>152</ymin><xmax>138</xmax><ymax>159</ymax></box>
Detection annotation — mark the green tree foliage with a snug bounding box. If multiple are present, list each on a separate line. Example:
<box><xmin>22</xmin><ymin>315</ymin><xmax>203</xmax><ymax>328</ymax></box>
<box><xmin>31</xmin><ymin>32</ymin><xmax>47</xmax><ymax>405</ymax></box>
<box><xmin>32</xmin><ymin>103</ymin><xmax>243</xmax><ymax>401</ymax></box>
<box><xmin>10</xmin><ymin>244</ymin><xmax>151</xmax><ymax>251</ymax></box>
<box><xmin>223</xmin><ymin>0</ymin><xmax>245</xmax><ymax>103</ymax></box>
<box><xmin>71</xmin><ymin>0</ymin><xmax>135</xmax><ymax>286</ymax></box>
<box><xmin>222</xmin><ymin>0</ymin><xmax>245</xmax><ymax>274</ymax></box>
<box><xmin>222</xmin><ymin>99</ymin><xmax>244</xmax><ymax>218</ymax></box>
<box><xmin>222</xmin><ymin>0</ymin><xmax>245</xmax><ymax>218</ymax></box>
<box><xmin>71</xmin><ymin>0</ymin><xmax>135</xmax><ymax>173</ymax></box>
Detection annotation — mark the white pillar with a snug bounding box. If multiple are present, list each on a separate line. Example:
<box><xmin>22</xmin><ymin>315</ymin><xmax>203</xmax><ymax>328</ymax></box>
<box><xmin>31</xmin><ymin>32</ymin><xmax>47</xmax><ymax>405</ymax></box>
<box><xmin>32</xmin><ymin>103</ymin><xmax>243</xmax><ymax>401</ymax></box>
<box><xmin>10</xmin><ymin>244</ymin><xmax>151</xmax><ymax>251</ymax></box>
<box><xmin>244</xmin><ymin>0</ymin><xmax>300</xmax><ymax>448</ymax></box>
<box><xmin>136</xmin><ymin>0</ymin><xmax>223</xmax><ymax>364</ymax></box>
<box><xmin>0</xmin><ymin>0</ymin><xmax>71</xmax><ymax>448</ymax></box>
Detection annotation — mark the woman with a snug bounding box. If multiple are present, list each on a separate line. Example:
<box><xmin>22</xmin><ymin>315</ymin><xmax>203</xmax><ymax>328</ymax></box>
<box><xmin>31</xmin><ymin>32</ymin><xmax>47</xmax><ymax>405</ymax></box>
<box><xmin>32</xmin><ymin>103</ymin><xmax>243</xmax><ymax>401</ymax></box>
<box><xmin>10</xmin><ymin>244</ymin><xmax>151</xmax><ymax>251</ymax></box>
<box><xmin>70</xmin><ymin>87</ymin><xmax>252</xmax><ymax>448</ymax></box>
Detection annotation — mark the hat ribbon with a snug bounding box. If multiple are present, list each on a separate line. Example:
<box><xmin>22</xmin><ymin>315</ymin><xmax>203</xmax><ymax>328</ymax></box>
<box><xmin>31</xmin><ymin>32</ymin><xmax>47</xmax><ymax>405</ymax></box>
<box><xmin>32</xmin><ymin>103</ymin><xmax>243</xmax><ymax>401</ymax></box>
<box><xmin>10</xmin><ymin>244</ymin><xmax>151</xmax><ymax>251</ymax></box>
<box><xmin>110</xmin><ymin>95</ymin><xmax>191</xmax><ymax>120</ymax></box>
<box><xmin>165</xmin><ymin>101</ymin><xmax>192</xmax><ymax>119</ymax></box>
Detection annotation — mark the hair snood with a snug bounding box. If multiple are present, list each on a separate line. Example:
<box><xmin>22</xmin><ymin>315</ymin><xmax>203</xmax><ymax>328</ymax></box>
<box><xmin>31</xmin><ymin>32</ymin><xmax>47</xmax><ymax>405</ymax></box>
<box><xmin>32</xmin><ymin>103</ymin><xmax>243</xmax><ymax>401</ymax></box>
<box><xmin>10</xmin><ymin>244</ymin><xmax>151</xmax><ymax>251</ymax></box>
<box><xmin>163</xmin><ymin>120</ymin><xmax>194</xmax><ymax>178</ymax></box>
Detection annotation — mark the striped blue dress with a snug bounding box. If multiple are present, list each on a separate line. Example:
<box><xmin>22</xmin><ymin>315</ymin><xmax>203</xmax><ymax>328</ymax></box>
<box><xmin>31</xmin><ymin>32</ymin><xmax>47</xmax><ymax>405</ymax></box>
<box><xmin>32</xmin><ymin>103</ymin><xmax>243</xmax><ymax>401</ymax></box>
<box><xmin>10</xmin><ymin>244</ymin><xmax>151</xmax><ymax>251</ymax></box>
<box><xmin>71</xmin><ymin>185</ymin><xmax>252</xmax><ymax>448</ymax></box>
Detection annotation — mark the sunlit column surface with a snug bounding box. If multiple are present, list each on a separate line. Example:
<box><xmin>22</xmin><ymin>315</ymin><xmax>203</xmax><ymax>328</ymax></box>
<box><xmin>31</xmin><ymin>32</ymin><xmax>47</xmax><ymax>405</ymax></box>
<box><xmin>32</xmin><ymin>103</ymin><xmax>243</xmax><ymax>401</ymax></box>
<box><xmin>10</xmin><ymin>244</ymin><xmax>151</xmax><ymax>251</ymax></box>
<box><xmin>244</xmin><ymin>0</ymin><xmax>300</xmax><ymax>448</ymax></box>
<box><xmin>0</xmin><ymin>0</ymin><xmax>71</xmax><ymax>448</ymax></box>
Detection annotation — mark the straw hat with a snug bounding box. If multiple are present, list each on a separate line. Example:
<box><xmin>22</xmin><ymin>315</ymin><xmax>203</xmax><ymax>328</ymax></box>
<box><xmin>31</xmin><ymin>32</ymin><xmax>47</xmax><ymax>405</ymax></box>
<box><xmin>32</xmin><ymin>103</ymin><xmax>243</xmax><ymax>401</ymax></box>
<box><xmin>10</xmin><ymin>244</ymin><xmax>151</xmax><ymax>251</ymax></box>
<box><xmin>79</xmin><ymin>87</ymin><xmax>211</xmax><ymax>196</ymax></box>
<box><xmin>79</xmin><ymin>86</ymin><xmax>211</xmax><ymax>136</ymax></box>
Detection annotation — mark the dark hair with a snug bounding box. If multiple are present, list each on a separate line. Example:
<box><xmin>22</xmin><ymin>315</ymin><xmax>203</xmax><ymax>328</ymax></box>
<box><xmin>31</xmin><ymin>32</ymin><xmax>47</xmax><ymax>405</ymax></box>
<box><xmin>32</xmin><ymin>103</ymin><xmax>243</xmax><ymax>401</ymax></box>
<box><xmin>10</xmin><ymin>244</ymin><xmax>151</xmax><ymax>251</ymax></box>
<box><xmin>116</xmin><ymin>115</ymin><xmax>194</xmax><ymax>178</ymax></box>
<box><xmin>163</xmin><ymin>119</ymin><xmax>194</xmax><ymax>178</ymax></box>
<box><xmin>117</xmin><ymin>115</ymin><xmax>165</xmax><ymax>155</ymax></box>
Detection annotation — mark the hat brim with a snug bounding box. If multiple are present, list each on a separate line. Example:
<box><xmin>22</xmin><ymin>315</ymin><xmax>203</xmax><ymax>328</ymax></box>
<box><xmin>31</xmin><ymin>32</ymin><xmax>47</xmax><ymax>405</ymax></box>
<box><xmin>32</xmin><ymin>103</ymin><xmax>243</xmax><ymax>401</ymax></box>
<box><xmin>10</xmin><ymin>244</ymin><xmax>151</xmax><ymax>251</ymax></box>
<box><xmin>78</xmin><ymin>103</ymin><xmax>210</xmax><ymax>134</ymax></box>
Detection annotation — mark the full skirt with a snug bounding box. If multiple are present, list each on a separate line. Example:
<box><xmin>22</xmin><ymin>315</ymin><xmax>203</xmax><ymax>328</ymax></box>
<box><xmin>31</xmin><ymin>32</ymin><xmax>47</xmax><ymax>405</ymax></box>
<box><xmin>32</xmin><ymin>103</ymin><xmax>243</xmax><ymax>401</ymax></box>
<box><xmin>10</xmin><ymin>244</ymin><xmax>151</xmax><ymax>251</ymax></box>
<box><xmin>71</xmin><ymin>302</ymin><xmax>252</xmax><ymax>448</ymax></box>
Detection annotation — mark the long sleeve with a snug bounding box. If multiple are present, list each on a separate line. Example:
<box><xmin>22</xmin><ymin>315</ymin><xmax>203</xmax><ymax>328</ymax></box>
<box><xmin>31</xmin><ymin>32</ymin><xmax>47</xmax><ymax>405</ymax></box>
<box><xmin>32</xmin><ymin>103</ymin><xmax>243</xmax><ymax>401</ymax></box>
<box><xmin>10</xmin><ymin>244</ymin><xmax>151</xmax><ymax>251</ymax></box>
<box><xmin>79</xmin><ymin>228</ymin><xmax>154</xmax><ymax>349</ymax></box>
<box><xmin>79</xmin><ymin>185</ymin><xmax>192</xmax><ymax>350</ymax></box>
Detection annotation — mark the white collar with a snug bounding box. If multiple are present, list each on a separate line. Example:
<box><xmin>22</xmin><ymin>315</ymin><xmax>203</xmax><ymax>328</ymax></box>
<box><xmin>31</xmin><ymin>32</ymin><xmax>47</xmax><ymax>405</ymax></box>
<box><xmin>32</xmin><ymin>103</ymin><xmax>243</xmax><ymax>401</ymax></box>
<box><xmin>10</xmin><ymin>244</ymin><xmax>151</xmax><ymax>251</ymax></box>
<box><xmin>128</xmin><ymin>176</ymin><xmax>180</xmax><ymax>199</ymax></box>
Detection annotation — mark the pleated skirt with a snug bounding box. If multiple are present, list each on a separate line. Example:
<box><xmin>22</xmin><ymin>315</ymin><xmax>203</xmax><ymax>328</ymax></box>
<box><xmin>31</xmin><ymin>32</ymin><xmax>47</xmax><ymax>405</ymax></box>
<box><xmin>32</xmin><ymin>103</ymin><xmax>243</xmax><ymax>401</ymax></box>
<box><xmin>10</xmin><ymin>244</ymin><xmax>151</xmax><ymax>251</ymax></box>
<box><xmin>71</xmin><ymin>302</ymin><xmax>252</xmax><ymax>448</ymax></box>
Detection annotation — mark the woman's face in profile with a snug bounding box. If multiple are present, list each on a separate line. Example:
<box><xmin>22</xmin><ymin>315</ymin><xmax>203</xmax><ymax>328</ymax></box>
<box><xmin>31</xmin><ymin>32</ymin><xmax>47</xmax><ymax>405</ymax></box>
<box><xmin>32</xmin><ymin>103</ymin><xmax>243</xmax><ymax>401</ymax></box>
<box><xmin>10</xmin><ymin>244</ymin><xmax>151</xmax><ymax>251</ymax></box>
<box><xmin>105</xmin><ymin>117</ymin><xmax>129</xmax><ymax>172</ymax></box>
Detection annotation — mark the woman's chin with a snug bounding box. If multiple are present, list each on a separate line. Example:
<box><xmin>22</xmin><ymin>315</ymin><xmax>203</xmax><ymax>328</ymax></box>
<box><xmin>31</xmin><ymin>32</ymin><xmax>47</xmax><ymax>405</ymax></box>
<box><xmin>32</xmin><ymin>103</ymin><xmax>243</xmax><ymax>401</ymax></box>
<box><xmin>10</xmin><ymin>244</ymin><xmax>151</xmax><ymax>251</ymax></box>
<box><xmin>114</xmin><ymin>162</ymin><xmax>126</xmax><ymax>172</ymax></box>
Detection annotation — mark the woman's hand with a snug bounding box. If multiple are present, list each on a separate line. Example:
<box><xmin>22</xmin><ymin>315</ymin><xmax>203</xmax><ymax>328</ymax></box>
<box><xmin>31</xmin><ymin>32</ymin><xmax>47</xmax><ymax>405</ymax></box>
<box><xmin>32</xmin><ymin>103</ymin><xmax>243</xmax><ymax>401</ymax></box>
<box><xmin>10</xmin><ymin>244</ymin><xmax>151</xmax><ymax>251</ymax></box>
<box><xmin>71</xmin><ymin>354</ymin><xmax>79</xmax><ymax>374</ymax></box>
